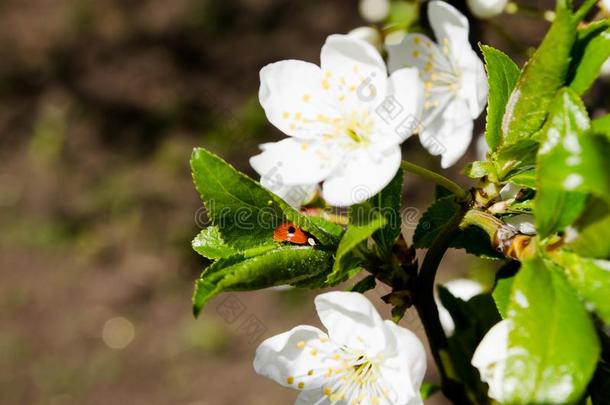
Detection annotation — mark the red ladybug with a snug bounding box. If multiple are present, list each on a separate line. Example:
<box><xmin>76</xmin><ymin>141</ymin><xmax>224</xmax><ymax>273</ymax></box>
<box><xmin>273</xmin><ymin>223</ymin><xmax>316</xmax><ymax>246</ymax></box>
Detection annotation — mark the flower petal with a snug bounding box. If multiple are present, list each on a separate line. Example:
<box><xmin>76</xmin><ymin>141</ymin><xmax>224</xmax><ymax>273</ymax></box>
<box><xmin>386</xmin><ymin>33</ymin><xmax>448</xmax><ymax>74</ymax></box>
<box><xmin>254</xmin><ymin>325</ymin><xmax>342</xmax><ymax>392</ymax></box>
<box><xmin>382</xmin><ymin>67</ymin><xmax>425</xmax><ymax>144</ymax></box>
<box><xmin>472</xmin><ymin>320</ymin><xmax>511</xmax><ymax>402</ymax></box>
<box><xmin>295</xmin><ymin>389</ymin><xmax>330</xmax><ymax>405</ymax></box>
<box><xmin>321</xmin><ymin>34</ymin><xmax>388</xmax><ymax>108</ymax></box>
<box><xmin>250</xmin><ymin>138</ymin><xmax>340</xmax><ymax>186</ymax></box>
<box><xmin>379</xmin><ymin>320</ymin><xmax>427</xmax><ymax>405</ymax></box>
<box><xmin>428</xmin><ymin>1</ymin><xmax>471</xmax><ymax>62</ymax></box>
<box><xmin>314</xmin><ymin>291</ymin><xmax>388</xmax><ymax>356</ymax></box>
<box><xmin>419</xmin><ymin>99</ymin><xmax>473</xmax><ymax>168</ymax></box>
<box><xmin>259</xmin><ymin>60</ymin><xmax>334</xmax><ymax>139</ymax></box>
<box><xmin>458</xmin><ymin>49</ymin><xmax>488</xmax><ymax>118</ymax></box>
<box><xmin>321</xmin><ymin>145</ymin><xmax>401</xmax><ymax>206</ymax></box>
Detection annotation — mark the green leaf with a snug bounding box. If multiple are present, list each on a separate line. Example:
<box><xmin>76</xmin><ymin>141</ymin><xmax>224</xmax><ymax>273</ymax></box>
<box><xmin>414</xmin><ymin>196</ymin><xmax>459</xmax><ymax>249</ymax></box>
<box><xmin>190</xmin><ymin>147</ymin><xmax>340</xmax><ymax>249</ymax></box>
<box><xmin>414</xmin><ymin>196</ymin><xmax>502</xmax><ymax>258</ymax></box>
<box><xmin>537</xmin><ymin>92</ymin><xmax>610</xmax><ymax>203</ymax></box>
<box><xmin>535</xmin><ymin>88</ymin><xmax>601</xmax><ymax>237</ymax></box>
<box><xmin>420</xmin><ymin>382</ymin><xmax>440</xmax><ymax>400</ymax></box>
<box><xmin>592</xmin><ymin>114</ymin><xmax>610</xmax><ymax>139</ymax></box>
<box><xmin>568</xmin><ymin>198</ymin><xmax>610</xmax><ymax>259</ymax></box>
<box><xmin>372</xmin><ymin>170</ymin><xmax>404</xmax><ymax>255</ymax></box>
<box><xmin>505</xmin><ymin>169</ymin><xmax>536</xmax><ymax>189</ymax></box>
<box><xmin>349</xmin><ymin>275</ymin><xmax>377</xmax><ymax>293</ymax></box>
<box><xmin>501</xmin><ymin>256</ymin><xmax>600</xmax><ymax>403</ymax></box>
<box><xmin>569</xmin><ymin>28</ymin><xmax>610</xmax><ymax>94</ymax></box>
<box><xmin>500</xmin><ymin>1</ymin><xmax>577</xmax><ymax>147</ymax></box>
<box><xmin>192</xmin><ymin>226</ymin><xmax>239</xmax><ymax>259</ymax></box>
<box><xmin>326</xmin><ymin>214</ymin><xmax>386</xmax><ymax>285</ymax></box>
<box><xmin>193</xmin><ymin>246</ymin><xmax>333</xmax><ymax>316</ymax></box>
<box><xmin>439</xmin><ymin>288</ymin><xmax>502</xmax><ymax>402</ymax></box>
<box><xmin>462</xmin><ymin>160</ymin><xmax>497</xmax><ymax>181</ymax></box>
<box><xmin>492</xmin><ymin>261</ymin><xmax>519</xmax><ymax>319</ymax></box>
<box><xmin>550</xmin><ymin>250</ymin><xmax>610</xmax><ymax>325</ymax></box>
<box><xmin>481</xmin><ymin>45</ymin><xmax>521</xmax><ymax>152</ymax></box>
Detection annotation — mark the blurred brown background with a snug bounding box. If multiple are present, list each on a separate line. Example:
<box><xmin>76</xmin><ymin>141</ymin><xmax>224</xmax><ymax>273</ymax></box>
<box><xmin>1</xmin><ymin>0</ymin><xmax>599</xmax><ymax>404</ymax></box>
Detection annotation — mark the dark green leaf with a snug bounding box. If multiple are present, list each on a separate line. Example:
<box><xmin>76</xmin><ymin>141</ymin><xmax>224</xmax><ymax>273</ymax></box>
<box><xmin>550</xmin><ymin>250</ymin><xmax>610</xmax><ymax>325</ymax></box>
<box><xmin>481</xmin><ymin>45</ymin><xmax>521</xmax><ymax>152</ymax></box>
<box><xmin>371</xmin><ymin>169</ymin><xmax>404</xmax><ymax>255</ymax></box>
<box><xmin>569</xmin><ymin>28</ymin><xmax>610</xmax><ymax>94</ymax></box>
<box><xmin>502</xmin><ymin>256</ymin><xmax>599</xmax><ymax>403</ymax></box>
<box><xmin>414</xmin><ymin>196</ymin><xmax>502</xmax><ymax>258</ymax></box>
<box><xmin>349</xmin><ymin>275</ymin><xmax>377</xmax><ymax>293</ymax></box>
<box><xmin>414</xmin><ymin>196</ymin><xmax>459</xmax><ymax>249</ymax></box>
<box><xmin>501</xmin><ymin>1</ymin><xmax>577</xmax><ymax>146</ymax></box>
<box><xmin>439</xmin><ymin>288</ymin><xmax>501</xmax><ymax>402</ymax></box>
<box><xmin>591</xmin><ymin>361</ymin><xmax>610</xmax><ymax>405</ymax></box>
<box><xmin>193</xmin><ymin>246</ymin><xmax>333</xmax><ymax>316</ymax></box>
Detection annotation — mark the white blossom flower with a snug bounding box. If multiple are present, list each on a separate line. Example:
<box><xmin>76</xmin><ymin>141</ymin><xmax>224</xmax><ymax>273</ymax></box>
<box><xmin>359</xmin><ymin>0</ymin><xmax>391</xmax><ymax>23</ymax></box>
<box><xmin>254</xmin><ymin>142</ymin><xmax>319</xmax><ymax>208</ymax></box>
<box><xmin>387</xmin><ymin>1</ymin><xmax>488</xmax><ymax>168</ymax></box>
<box><xmin>251</xmin><ymin>34</ymin><xmax>424</xmax><ymax>207</ymax></box>
<box><xmin>602</xmin><ymin>0</ymin><xmax>610</xmax><ymax>14</ymax></box>
<box><xmin>471</xmin><ymin>319</ymin><xmax>511</xmax><ymax>402</ymax></box>
<box><xmin>466</xmin><ymin>0</ymin><xmax>508</xmax><ymax>19</ymax></box>
<box><xmin>436</xmin><ymin>278</ymin><xmax>484</xmax><ymax>336</ymax></box>
<box><xmin>254</xmin><ymin>291</ymin><xmax>427</xmax><ymax>405</ymax></box>
<box><xmin>348</xmin><ymin>27</ymin><xmax>383</xmax><ymax>52</ymax></box>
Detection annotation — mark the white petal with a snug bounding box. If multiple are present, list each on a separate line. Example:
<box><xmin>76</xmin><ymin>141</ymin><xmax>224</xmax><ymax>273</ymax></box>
<box><xmin>458</xmin><ymin>49</ymin><xmax>488</xmax><ymax>118</ymax></box>
<box><xmin>295</xmin><ymin>390</ymin><xmax>330</xmax><ymax>405</ymax></box>
<box><xmin>254</xmin><ymin>325</ymin><xmax>341</xmax><ymax>392</ymax></box>
<box><xmin>381</xmin><ymin>67</ymin><xmax>425</xmax><ymax>144</ymax></box>
<box><xmin>386</xmin><ymin>33</ymin><xmax>448</xmax><ymax>74</ymax></box>
<box><xmin>250</xmin><ymin>138</ymin><xmax>340</xmax><ymax>186</ymax></box>
<box><xmin>472</xmin><ymin>320</ymin><xmax>511</xmax><ymax>402</ymax></box>
<box><xmin>348</xmin><ymin>26</ymin><xmax>382</xmax><ymax>52</ymax></box>
<box><xmin>379</xmin><ymin>320</ymin><xmax>427</xmax><ymax>404</ymax></box>
<box><xmin>314</xmin><ymin>292</ymin><xmax>388</xmax><ymax>356</ymax></box>
<box><xmin>321</xmin><ymin>145</ymin><xmax>401</xmax><ymax>206</ymax></box>
<box><xmin>321</xmin><ymin>34</ymin><xmax>388</xmax><ymax>108</ymax></box>
<box><xmin>419</xmin><ymin>99</ymin><xmax>473</xmax><ymax>168</ymax></box>
<box><xmin>259</xmin><ymin>60</ymin><xmax>334</xmax><ymax>139</ymax></box>
<box><xmin>428</xmin><ymin>1</ymin><xmax>471</xmax><ymax>62</ymax></box>
<box><xmin>467</xmin><ymin>0</ymin><xmax>507</xmax><ymax>19</ymax></box>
